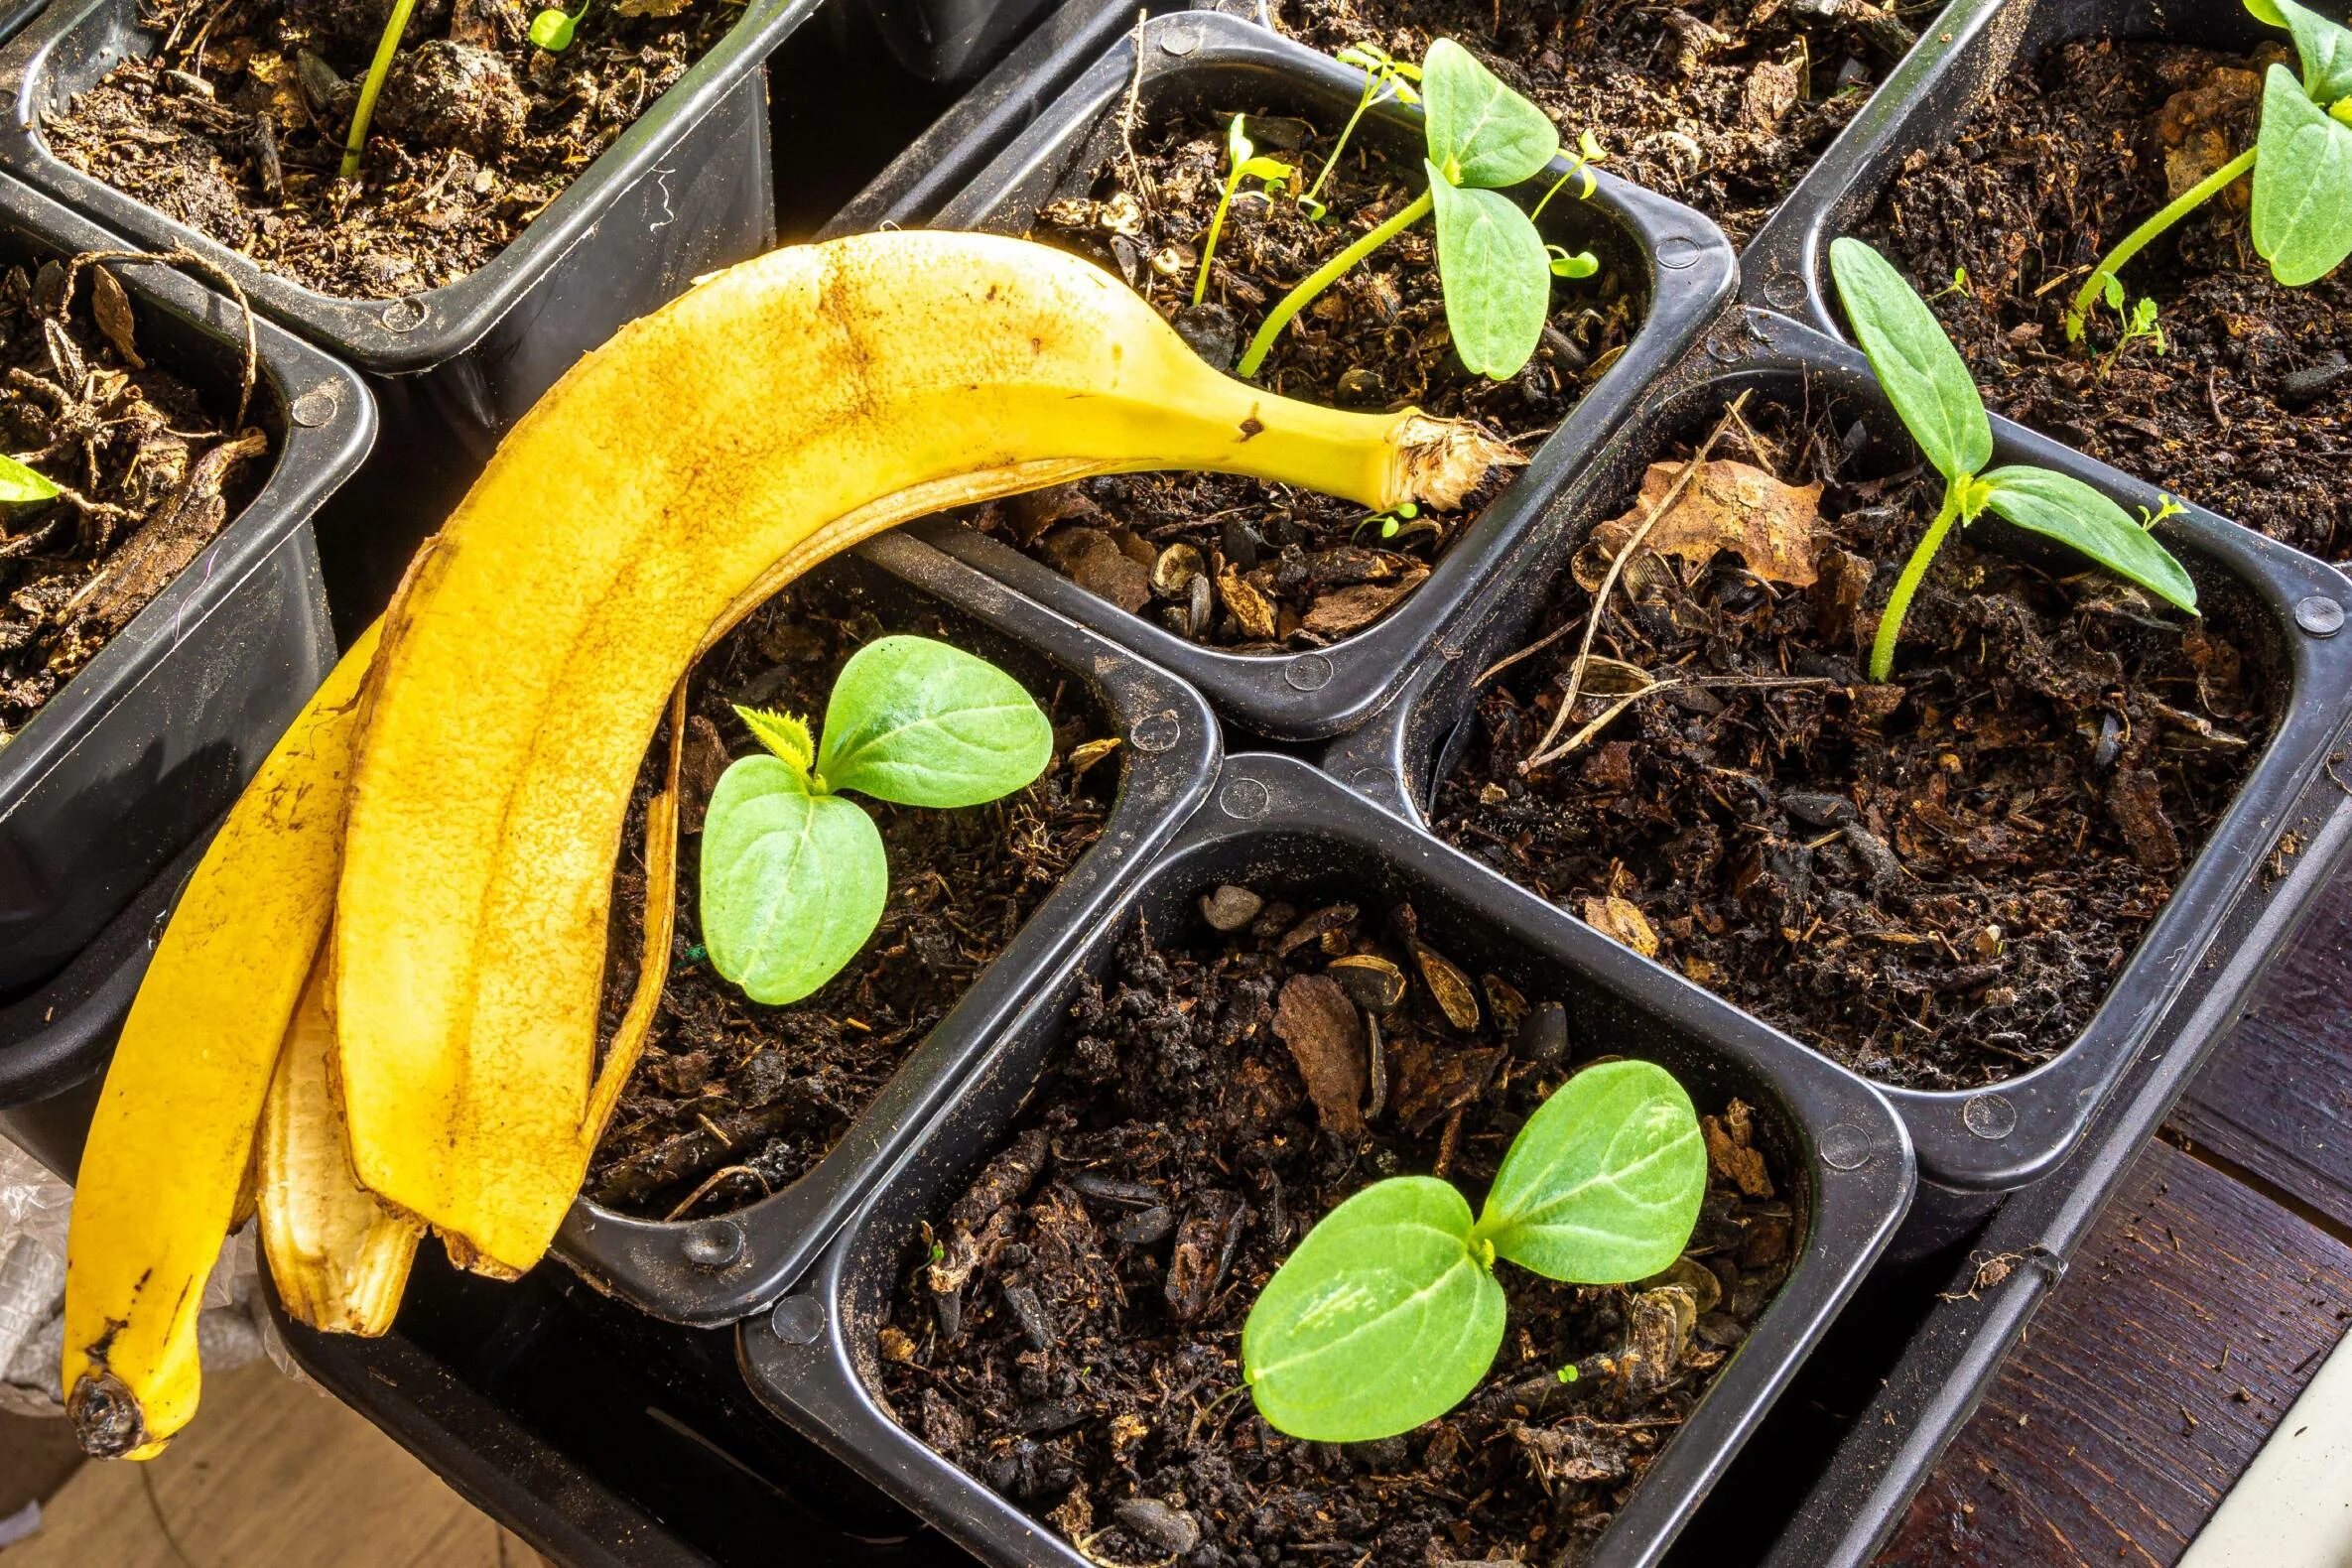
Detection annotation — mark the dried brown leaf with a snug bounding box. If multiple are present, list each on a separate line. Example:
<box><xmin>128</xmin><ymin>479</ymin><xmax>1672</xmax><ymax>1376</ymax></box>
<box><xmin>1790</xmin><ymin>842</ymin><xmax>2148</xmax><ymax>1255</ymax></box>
<box><xmin>1603</xmin><ymin>458</ymin><xmax>1823</xmax><ymax>588</ymax></box>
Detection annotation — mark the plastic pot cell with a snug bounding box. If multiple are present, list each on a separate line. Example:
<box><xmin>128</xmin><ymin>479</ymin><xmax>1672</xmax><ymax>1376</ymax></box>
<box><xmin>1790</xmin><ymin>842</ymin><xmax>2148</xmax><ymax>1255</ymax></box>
<box><xmin>555</xmin><ymin>529</ymin><xmax>1221</xmax><ymax>1327</ymax></box>
<box><xmin>1323</xmin><ymin>309</ymin><xmax>2352</xmax><ymax>1239</ymax></box>
<box><xmin>739</xmin><ymin>752</ymin><xmax>1913</xmax><ymax>1568</ymax></box>
<box><xmin>912</xmin><ymin>10</ymin><xmax>1737</xmax><ymax>739</ymax></box>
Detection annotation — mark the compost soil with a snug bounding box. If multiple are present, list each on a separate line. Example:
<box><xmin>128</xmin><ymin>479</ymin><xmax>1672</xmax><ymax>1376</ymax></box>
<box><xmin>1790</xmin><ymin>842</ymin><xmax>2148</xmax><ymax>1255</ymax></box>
<box><xmin>0</xmin><ymin>253</ymin><xmax>266</xmax><ymax>741</ymax></box>
<box><xmin>970</xmin><ymin>93</ymin><xmax>1640</xmax><ymax>654</ymax></box>
<box><xmin>1858</xmin><ymin>38</ymin><xmax>2352</xmax><ymax>563</ymax></box>
<box><xmin>46</xmin><ymin>0</ymin><xmax>739</xmax><ymax>300</ymax></box>
<box><xmin>1433</xmin><ymin>397</ymin><xmax>2273</xmax><ymax>1090</ymax></box>
<box><xmin>1271</xmin><ymin>0</ymin><xmax>1927</xmax><ymax>243</ymax></box>
<box><xmin>586</xmin><ymin>570</ymin><xmax>1115</xmax><ymax>1221</ymax></box>
<box><xmin>879</xmin><ymin>894</ymin><xmax>1793</xmax><ymax>1567</ymax></box>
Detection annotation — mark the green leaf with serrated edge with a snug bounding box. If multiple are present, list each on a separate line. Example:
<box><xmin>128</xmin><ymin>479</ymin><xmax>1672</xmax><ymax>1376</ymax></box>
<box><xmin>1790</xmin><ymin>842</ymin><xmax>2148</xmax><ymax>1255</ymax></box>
<box><xmin>2254</xmin><ymin>66</ymin><xmax>2352</xmax><ymax>286</ymax></box>
<box><xmin>0</xmin><ymin>454</ymin><xmax>59</xmax><ymax>504</ymax></box>
<box><xmin>734</xmin><ymin>705</ymin><xmax>814</xmax><ymax>775</ymax></box>
<box><xmin>1242</xmin><ymin>1177</ymin><xmax>1506</xmax><ymax>1443</ymax></box>
<box><xmin>2256</xmin><ymin>0</ymin><xmax>2352</xmax><ymax>102</ymax></box>
<box><xmin>1419</xmin><ymin>39</ymin><xmax>1559</xmax><ymax>189</ymax></box>
<box><xmin>1977</xmin><ymin>466</ymin><xmax>2199</xmax><ymax>614</ymax></box>
<box><xmin>1430</xmin><ymin>171</ymin><xmax>1552</xmax><ymax>379</ymax></box>
<box><xmin>1476</xmin><ymin>1060</ymin><xmax>1707</xmax><ymax>1283</ymax></box>
<box><xmin>1829</xmin><ymin>238</ymin><xmax>1992</xmax><ymax>483</ymax></box>
<box><xmin>700</xmin><ymin>756</ymin><xmax>887</xmax><ymax>1005</ymax></box>
<box><xmin>815</xmin><ymin>635</ymin><xmax>1052</xmax><ymax>808</ymax></box>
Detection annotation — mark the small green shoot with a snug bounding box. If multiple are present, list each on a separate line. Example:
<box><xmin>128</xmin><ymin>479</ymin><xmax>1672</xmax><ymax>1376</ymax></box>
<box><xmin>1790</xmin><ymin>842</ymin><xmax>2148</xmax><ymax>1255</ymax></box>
<box><xmin>2097</xmin><ymin>293</ymin><xmax>2166</xmax><ymax>378</ymax></box>
<box><xmin>339</xmin><ymin>0</ymin><xmax>421</xmax><ymax>180</ymax></box>
<box><xmin>1832</xmin><ymin>239</ymin><xmax>2197</xmax><ymax>684</ymax></box>
<box><xmin>1196</xmin><ymin>117</ymin><xmax>1299</xmax><ymax>309</ymax></box>
<box><xmin>2064</xmin><ymin>0</ymin><xmax>2352</xmax><ymax>340</ymax></box>
<box><xmin>1240</xmin><ymin>1059</ymin><xmax>1706</xmax><ymax>1443</ymax></box>
<box><xmin>1237</xmin><ymin>39</ymin><xmax>1603</xmax><ymax>382</ymax></box>
<box><xmin>1352</xmin><ymin>500</ymin><xmax>1439</xmax><ymax>544</ymax></box>
<box><xmin>1929</xmin><ymin>264</ymin><xmax>1969</xmax><ymax>300</ymax></box>
<box><xmin>1298</xmin><ymin>45</ymin><xmax>1423</xmax><ymax>221</ymax></box>
<box><xmin>529</xmin><ymin>0</ymin><xmax>588</xmax><ymax>51</ymax></box>
<box><xmin>0</xmin><ymin>454</ymin><xmax>60</xmax><ymax>504</ymax></box>
<box><xmin>699</xmin><ymin>636</ymin><xmax>1052</xmax><ymax>1005</ymax></box>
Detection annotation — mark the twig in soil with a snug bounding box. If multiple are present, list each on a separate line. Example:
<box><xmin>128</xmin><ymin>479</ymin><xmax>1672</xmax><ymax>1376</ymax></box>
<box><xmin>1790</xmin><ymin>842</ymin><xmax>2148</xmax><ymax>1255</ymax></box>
<box><xmin>661</xmin><ymin>1161</ymin><xmax>769</xmax><ymax>1221</ymax></box>
<box><xmin>1474</xmin><ymin>612</ymin><xmax>1584</xmax><ymax>688</ymax></box>
<box><xmin>1117</xmin><ymin>8</ymin><xmax>1148</xmax><ymax>190</ymax></box>
<box><xmin>59</xmin><ymin>247</ymin><xmax>258</xmax><ymax>432</ymax></box>
<box><xmin>1520</xmin><ymin>671</ymin><xmax>1833</xmax><ymax>770</ymax></box>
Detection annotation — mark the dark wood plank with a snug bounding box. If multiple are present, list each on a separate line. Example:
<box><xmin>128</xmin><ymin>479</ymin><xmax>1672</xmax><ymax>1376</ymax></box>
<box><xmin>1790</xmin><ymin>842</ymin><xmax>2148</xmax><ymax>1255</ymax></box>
<box><xmin>1879</xmin><ymin>1139</ymin><xmax>2352</xmax><ymax>1567</ymax></box>
<box><xmin>2175</xmin><ymin>862</ymin><xmax>2352</xmax><ymax>1234</ymax></box>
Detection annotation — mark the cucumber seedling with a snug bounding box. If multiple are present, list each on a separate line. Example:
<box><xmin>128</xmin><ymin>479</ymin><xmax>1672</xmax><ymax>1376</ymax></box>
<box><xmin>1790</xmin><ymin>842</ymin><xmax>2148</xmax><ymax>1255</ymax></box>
<box><xmin>1296</xmin><ymin>44</ymin><xmax>1422</xmax><ymax>221</ymax></box>
<box><xmin>1831</xmin><ymin>238</ymin><xmax>2198</xmax><ymax>685</ymax></box>
<box><xmin>2063</xmin><ymin>0</ymin><xmax>2352</xmax><ymax>342</ymax></box>
<box><xmin>1241</xmin><ymin>1058</ymin><xmax>1707</xmax><ymax>1443</ymax></box>
<box><xmin>1195</xmin><ymin>117</ymin><xmax>1300</xmax><ymax>309</ymax></box>
<box><xmin>698</xmin><ymin>635</ymin><xmax>1052</xmax><ymax>1005</ymax></box>
<box><xmin>1237</xmin><ymin>38</ymin><xmax>1602</xmax><ymax>381</ymax></box>
<box><xmin>529</xmin><ymin>0</ymin><xmax>589</xmax><ymax>51</ymax></box>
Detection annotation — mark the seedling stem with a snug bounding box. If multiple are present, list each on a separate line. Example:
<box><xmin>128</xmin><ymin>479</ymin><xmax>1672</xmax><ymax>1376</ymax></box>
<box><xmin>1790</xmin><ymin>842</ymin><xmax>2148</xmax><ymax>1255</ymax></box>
<box><xmin>341</xmin><ymin>0</ymin><xmax>420</xmax><ymax>181</ymax></box>
<box><xmin>1236</xmin><ymin>190</ymin><xmax>1433</xmax><ymax>375</ymax></box>
<box><xmin>2066</xmin><ymin>147</ymin><xmax>2257</xmax><ymax>340</ymax></box>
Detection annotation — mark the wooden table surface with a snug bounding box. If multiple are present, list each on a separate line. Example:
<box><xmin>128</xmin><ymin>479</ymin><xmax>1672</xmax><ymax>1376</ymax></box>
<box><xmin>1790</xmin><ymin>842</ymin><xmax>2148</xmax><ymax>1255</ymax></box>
<box><xmin>1881</xmin><ymin>861</ymin><xmax>2352</xmax><ymax>1564</ymax></box>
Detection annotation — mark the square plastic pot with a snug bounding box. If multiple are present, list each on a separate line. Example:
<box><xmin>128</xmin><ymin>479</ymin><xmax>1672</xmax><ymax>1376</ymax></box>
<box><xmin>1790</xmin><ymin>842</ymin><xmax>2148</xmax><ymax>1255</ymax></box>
<box><xmin>0</xmin><ymin>171</ymin><xmax>374</xmax><ymax>997</ymax></box>
<box><xmin>554</xmin><ymin>528</ymin><xmax>1221</xmax><ymax>1326</ymax></box>
<box><xmin>864</xmin><ymin>0</ymin><xmax>1059</xmax><ymax>81</ymax></box>
<box><xmin>1320</xmin><ymin>308</ymin><xmax>2352</xmax><ymax>1244</ymax></box>
<box><xmin>737</xmin><ymin>751</ymin><xmax>1915</xmax><ymax>1568</ymax></box>
<box><xmin>905</xmin><ymin>9</ymin><xmax>1737</xmax><ymax>740</ymax></box>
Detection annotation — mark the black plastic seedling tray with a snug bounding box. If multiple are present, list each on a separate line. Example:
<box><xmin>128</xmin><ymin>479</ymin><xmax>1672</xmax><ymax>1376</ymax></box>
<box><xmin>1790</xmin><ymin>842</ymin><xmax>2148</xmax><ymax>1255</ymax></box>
<box><xmin>907</xmin><ymin>9</ymin><xmax>1737</xmax><ymax>740</ymax></box>
<box><xmin>555</xmin><ymin>529</ymin><xmax>1221</xmax><ymax>1326</ymax></box>
<box><xmin>1322</xmin><ymin>309</ymin><xmax>2352</xmax><ymax>1244</ymax></box>
<box><xmin>738</xmin><ymin>751</ymin><xmax>1914</xmax><ymax>1568</ymax></box>
<box><xmin>0</xmin><ymin>173</ymin><xmax>374</xmax><ymax>996</ymax></box>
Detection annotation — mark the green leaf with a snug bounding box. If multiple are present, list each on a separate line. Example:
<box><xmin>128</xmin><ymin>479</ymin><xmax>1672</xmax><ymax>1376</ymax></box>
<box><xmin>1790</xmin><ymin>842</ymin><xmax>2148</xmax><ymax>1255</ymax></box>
<box><xmin>1429</xmin><ymin>170</ymin><xmax>1551</xmax><ymax>379</ymax></box>
<box><xmin>1475</xmin><ymin>1060</ymin><xmax>1707</xmax><ymax>1283</ymax></box>
<box><xmin>2260</xmin><ymin>0</ymin><xmax>2352</xmax><ymax>103</ymax></box>
<box><xmin>1419</xmin><ymin>39</ymin><xmax>1559</xmax><ymax>189</ymax></box>
<box><xmin>815</xmin><ymin>636</ymin><xmax>1052</xmax><ymax>808</ymax></box>
<box><xmin>1828</xmin><ymin>237</ymin><xmax>1993</xmax><ymax>483</ymax></box>
<box><xmin>700</xmin><ymin>756</ymin><xmax>888</xmax><ymax>1006</ymax></box>
<box><xmin>2254</xmin><ymin>65</ymin><xmax>2352</xmax><ymax>287</ymax></box>
<box><xmin>1977</xmin><ymin>466</ymin><xmax>2199</xmax><ymax>614</ymax></box>
<box><xmin>1242</xmin><ymin>1177</ymin><xmax>1506</xmax><ymax>1443</ymax></box>
<box><xmin>0</xmin><ymin>454</ymin><xmax>60</xmax><ymax>504</ymax></box>
<box><xmin>527</xmin><ymin>6</ymin><xmax>578</xmax><ymax>49</ymax></box>
<box><xmin>734</xmin><ymin>705</ymin><xmax>814</xmax><ymax>774</ymax></box>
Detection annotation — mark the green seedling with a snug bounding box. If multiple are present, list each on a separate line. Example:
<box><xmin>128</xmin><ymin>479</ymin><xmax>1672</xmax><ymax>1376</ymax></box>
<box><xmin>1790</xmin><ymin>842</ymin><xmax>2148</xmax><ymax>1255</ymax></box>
<box><xmin>1240</xmin><ymin>1059</ymin><xmax>1706</xmax><ymax>1443</ymax></box>
<box><xmin>2098</xmin><ymin>293</ymin><xmax>2167</xmax><ymax>378</ymax></box>
<box><xmin>699</xmin><ymin>635</ymin><xmax>1052</xmax><ymax>1005</ymax></box>
<box><xmin>1297</xmin><ymin>44</ymin><xmax>1423</xmax><ymax>221</ymax></box>
<box><xmin>1237</xmin><ymin>39</ymin><xmax>1602</xmax><ymax>381</ymax></box>
<box><xmin>339</xmin><ymin>0</ymin><xmax>419</xmax><ymax>180</ymax></box>
<box><xmin>1352</xmin><ymin>500</ymin><xmax>1439</xmax><ymax>545</ymax></box>
<box><xmin>1929</xmin><ymin>264</ymin><xmax>1969</xmax><ymax>300</ymax></box>
<box><xmin>0</xmin><ymin>455</ymin><xmax>60</xmax><ymax>504</ymax></box>
<box><xmin>1831</xmin><ymin>238</ymin><xmax>2198</xmax><ymax>686</ymax></box>
<box><xmin>1196</xmin><ymin>117</ymin><xmax>1299</xmax><ymax>309</ymax></box>
<box><xmin>529</xmin><ymin>0</ymin><xmax>588</xmax><ymax>51</ymax></box>
<box><xmin>2064</xmin><ymin>0</ymin><xmax>2352</xmax><ymax>341</ymax></box>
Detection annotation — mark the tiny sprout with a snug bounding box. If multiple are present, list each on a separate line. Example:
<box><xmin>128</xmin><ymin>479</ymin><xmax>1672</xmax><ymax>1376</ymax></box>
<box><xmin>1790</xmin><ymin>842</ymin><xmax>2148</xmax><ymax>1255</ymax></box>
<box><xmin>1555</xmin><ymin>1363</ymin><xmax>1580</xmax><ymax>1383</ymax></box>
<box><xmin>2098</xmin><ymin>294</ymin><xmax>2166</xmax><ymax>378</ymax></box>
<box><xmin>1299</xmin><ymin>44</ymin><xmax>1424</xmax><ymax>221</ymax></box>
<box><xmin>1929</xmin><ymin>265</ymin><xmax>1969</xmax><ymax>300</ymax></box>
<box><xmin>529</xmin><ymin>0</ymin><xmax>588</xmax><ymax>51</ymax></box>
<box><xmin>1195</xmin><ymin>116</ymin><xmax>1298</xmax><ymax>309</ymax></box>
<box><xmin>2141</xmin><ymin>495</ymin><xmax>2188</xmax><ymax>530</ymax></box>
<box><xmin>1352</xmin><ymin>500</ymin><xmax>1433</xmax><ymax>544</ymax></box>
<box><xmin>1830</xmin><ymin>238</ymin><xmax>2197</xmax><ymax>685</ymax></box>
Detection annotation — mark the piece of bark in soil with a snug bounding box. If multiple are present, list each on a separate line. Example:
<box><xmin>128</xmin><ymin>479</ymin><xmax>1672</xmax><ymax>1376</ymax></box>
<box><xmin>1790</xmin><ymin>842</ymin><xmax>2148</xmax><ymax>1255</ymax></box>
<box><xmin>948</xmin><ymin>1125</ymin><xmax>1051</xmax><ymax>1230</ymax></box>
<box><xmin>2108</xmin><ymin>767</ymin><xmax>2184</xmax><ymax>872</ymax></box>
<box><xmin>587</xmin><ymin>1080</ymin><xmax>828</xmax><ymax>1206</ymax></box>
<box><xmin>1389</xmin><ymin>1038</ymin><xmax>1505</xmax><ymax>1138</ymax></box>
<box><xmin>678</xmin><ymin>714</ymin><xmax>726</xmax><ymax>835</ymax></box>
<box><xmin>1272</xmin><ymin>974</ymin><xmax>1367</xmax><ymax>1138</ymax></box>
<box><xmin>1703</xmin><ymin>1101</ymin><xmax>1775</xmax><ymax>1199</ymax></box>
<box><xmin>1164</xmin><ymin>1189</ymin><xmax>1245</xmax><ymax>1322</ymax></box>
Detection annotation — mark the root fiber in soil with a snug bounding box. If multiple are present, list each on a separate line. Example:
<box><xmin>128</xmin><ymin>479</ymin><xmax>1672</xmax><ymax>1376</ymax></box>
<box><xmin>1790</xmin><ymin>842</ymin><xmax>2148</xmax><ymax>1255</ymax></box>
<box><xmin>879</xmin><ymin>894</ymin><xmax>1793</xmax><ymax>1567</ymax></box>
<box><xmin>1434</xmin><ymin>398</ymin><xmax>2274</xmax><ymax>1090</ymax></box>
<box><xmin>585</xmin><ymin>570</ymin><xmax>1116</xmax><ymax>1221</ymax></box>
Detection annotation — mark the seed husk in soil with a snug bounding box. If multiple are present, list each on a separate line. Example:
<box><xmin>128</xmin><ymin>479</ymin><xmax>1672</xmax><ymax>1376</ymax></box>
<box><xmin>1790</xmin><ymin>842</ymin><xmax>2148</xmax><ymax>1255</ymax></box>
<box><xmin>1433</xmin><ymin>397</ymin><xmax>2274</xmax><ymax>1091</ymax></box>
<box><xmin>46</xmin><ymin>0</ymin><xmax>741</xmax><ymax>301</ymax></box>
<box><xmin>877</xmin><ymin>893</ymin><xmax>1793</xmax><ymax>1567</ymax></box>
<box><xmin>1271</xmin><ymin>0</ymin><xmax>1932</xmax><ymax>243</ymax></box>
<box><xmin>584</xmin><ymin>570</ymin><xmax>1116</xmax><ymax>1222</ymax></box>
<box><xmin>0</xmin><ymin>252</ymin><xmax>268</xmax><ymax>743</ymax></box>
<box><xmin>1857</xmin><ymin>38</ymin><xmax>2352</xmax><ymax>563</ymax></box>
<box><xmin>964</xmin><ymin>94</ymin><xmax>1641</xmax><ymax>653</ymax></box>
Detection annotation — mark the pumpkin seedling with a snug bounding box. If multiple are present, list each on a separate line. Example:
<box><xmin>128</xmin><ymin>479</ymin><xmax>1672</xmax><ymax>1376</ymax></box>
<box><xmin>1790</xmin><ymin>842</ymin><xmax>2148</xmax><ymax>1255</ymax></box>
<box><xmin>1241</xmin><ymin>1058</ymin><xmax>1707</xmax><ymax>1443</ymax></box>
<box><xmin>699</xmin><ymin>635</ymin><xmax>1052</xmax><ymax>1006</ymax></box>
<box><xmin>1297</xmin><ymin>44</ymin><xmax>1423</xmax><ymax>221</ymax></box>
<box><xmin>1195</xmin><ymin>117</ymin><xmax>1300</xmax><ymax>309</ymax></box>
<box><xmin>2063</xmin><ymin>0</ymin><xmax>2352</xmax><ymax>341</ymax></box>
<box><xmin>1236</xmin><ymin>39</ymin><xmax>1602</xmax><ymax>381</ymax></box>
<box><xmin>529</xmin><ymin>0</ymin><xmax>588</xmax><ymax>51</ymax></box>
<box><xmin>1831</xmin><ymin>238</ymin><xmax>2198</xmax><ymax>685</ymax></box>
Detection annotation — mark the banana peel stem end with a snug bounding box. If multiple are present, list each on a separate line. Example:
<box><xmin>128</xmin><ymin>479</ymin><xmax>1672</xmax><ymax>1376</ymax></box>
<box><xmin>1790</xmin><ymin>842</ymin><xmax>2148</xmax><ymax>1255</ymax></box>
<box><xmin>67</xmin><ymin>1369</ymin><xmax>155</xmax><ymax>1460</ymax></box>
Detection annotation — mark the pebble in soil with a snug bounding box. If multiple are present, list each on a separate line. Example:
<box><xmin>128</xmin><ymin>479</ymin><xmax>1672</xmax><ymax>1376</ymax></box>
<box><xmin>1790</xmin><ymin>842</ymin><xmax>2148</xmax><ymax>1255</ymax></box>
<box><xmin>585</xmin><ymin>567</ymin><xmax>1117</xmax><ymax>1221</ymax></box>
<box><xmin>1433</xmin><ymin>398</ymin><xmax>2274</xmax><ymax>1091</ymax></box>
<box><xmin>878</xmin><ymin>894</ymin><xmax>1794</xmax><ymax>1567</ymax></box>
<box><xmin>965</xmin><ymin>96</ymin><xmax>1640</xmax><ymax>654</ymax></box>
<box><xmin>0</xmin><ymin>255</ymin><xmax>267</xmax><ymax>740</ymax></box>
<box><xmin>1856</xmin><ymin>38</ymin><xmax>2352</xmax><ymax>563</ymax></box>
<box><xmin>1270</xmin><ymin>0</ymin><xmax>1932</xmax><ymax>243</ymax></box>
<box><xmin>46</xmin><ymin>0</ymin><xmax>739</xmax><ymax>301</ymax></box>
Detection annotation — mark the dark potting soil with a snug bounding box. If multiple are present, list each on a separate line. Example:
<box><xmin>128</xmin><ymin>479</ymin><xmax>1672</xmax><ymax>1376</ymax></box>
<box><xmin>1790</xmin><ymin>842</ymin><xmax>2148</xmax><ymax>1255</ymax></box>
<box><xmin>967</xmin><ymin>95</ymin><xmax>1641</xmax><ymax>653</ymax></box>
<box><xmin>1272</xmin><ymin>0</ymin><xmax>1929</xmax><ymax>244</ymax></box>
<box><xmin>1433</xmin><ymin>398</ymin><xmax>2273</xmax><ymax>1091</ymax></box>
<box><xmin>878</xmin><ymin>895</ymin><xmax>1794</xmax><ymax>1567</ymax></box>
<box><xmin>0</xmin><ymin>254</ymin><xmax>267</xmax><ymax>741</ymax></box>
<box><xmin>1857</xmin><ymin>38</ymin><xmax>2352</xmax><ymax>563</ymax></box>
<box><xmin>45</xmin><ymin>0</ymin><xmax>739</xmax><ymax>301</ymax></box>
<box><xmin>585</xmin><ymin>570</ymin><xmax>1116</xmax><ymax>1221</ymax></box>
